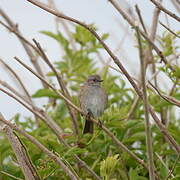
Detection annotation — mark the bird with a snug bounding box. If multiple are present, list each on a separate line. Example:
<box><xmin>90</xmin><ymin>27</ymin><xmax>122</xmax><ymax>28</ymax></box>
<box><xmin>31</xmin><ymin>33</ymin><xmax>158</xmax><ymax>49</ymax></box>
<box><xmin>79</xmin><ymin>75</ymin><xmax>108</xmax><ymax>134</ymax></box>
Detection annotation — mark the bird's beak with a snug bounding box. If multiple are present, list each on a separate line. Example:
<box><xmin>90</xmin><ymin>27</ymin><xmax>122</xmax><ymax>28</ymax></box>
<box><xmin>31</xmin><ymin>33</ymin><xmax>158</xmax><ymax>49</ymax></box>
<box><xmin>98</xmin><ymin>79</ymin><xmax>103</xmax><ymax>82</ymax></box>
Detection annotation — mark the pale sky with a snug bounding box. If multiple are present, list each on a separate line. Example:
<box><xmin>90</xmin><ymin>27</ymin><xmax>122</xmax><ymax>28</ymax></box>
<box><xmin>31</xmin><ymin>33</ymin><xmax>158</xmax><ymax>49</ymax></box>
<box><xmin>0</xmin><ymin>0</ymin><xmax>179</xmax><ymax>119</ymax></box>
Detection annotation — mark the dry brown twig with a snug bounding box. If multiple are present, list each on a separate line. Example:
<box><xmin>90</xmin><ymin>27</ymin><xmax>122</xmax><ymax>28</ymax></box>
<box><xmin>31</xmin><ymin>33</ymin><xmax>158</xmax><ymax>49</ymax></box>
<box><xmin>0</xmin><ymin>58</ymin><xmax>32</xmax><ymax>103</ymax></box>
<box><xmin>159</xmin><ymin>21</ymin><xmax>180</xmax><ymax>38</ymax></box>
<box><xmin>149</xmin><ymin>81</ymin><xmax>180</xmax><ymax>108</ymax></box>
<box><xmin>149</xmin><ymin>0</ymin><xmax>180</xmax><ymax>22</ymax></box>
<box><xmin>135</xmin><ymin>4</ymin><xmax>158</xmax><ymax>86</ymax></box>
<box><xmin>0</xmin><ymin>8</ymin><xmax>47</xmax><ymax>88</ymax></box>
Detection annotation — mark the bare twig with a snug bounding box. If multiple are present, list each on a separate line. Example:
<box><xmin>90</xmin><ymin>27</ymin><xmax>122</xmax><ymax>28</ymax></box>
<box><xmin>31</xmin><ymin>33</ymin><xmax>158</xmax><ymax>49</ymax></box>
<box><xmin>135</xmin><ymin>4</ymin><xmax>156</xmax><ymax>86</ymax></box>
<box><xmin>149</xmin><ymin>0</ymin><xmax>180</xmax><ymax>22</ymax></box>
<box><xmin>135</xmin><ymin>5</ymin><xmax>147</xmax><ymax>34</ymax></box>
<box><xmin>0</xmin><ymin>58</ymin><xmax>32</xmax><ymax>103</ymax></box>
<box><xmin>0</xmin><ymin>114</ymin><xmax>79</xmax><ymax>180</ymax></box>
<box><xmin>0</xmin><ymin>8</ymin><xmax>47</xmax><ymax>88</ymax></box>
<box><xmin>0</xmin><ymin>79</ymin><xmax>33</xmax><ymax>106</ymax></box>
<box><xmin>136</xmin><ymin>27</ymin><xmax>155</xmax><ymax>180</ymax></box>
<box><xmin>25</xmin><ymin>0</ymin><xmax>180</xmax><ymax>153</ymax></box>
<box><xmin>159</xmin><ymin>21</ymin><xmax>180</xmax><ymax>38</ymax></box>
<box><xmin>171</xmin><ymin>0</ymin><xmax>180</xmax><ymax>13</ymax></box>
<box><xmin>149</xmin><ymin>81</ymin><xmax>180</xmax><ymax>108</ymax></box>
<box><xmin>47</xmin><ymin>0</ymin><xmax>77</xmax><ymax>51</ymax></box>
<box><xmin>0</xmin><ymin>171</ymin><xmax>24</xmax><ymax>180</ymax></box>
<box><xmin>126</xmin><ymin>96</ymin><xmax>140</xmax><ymax>120</ymax></box>
<box><xmin>0</xmin><ymin>20</ymin><xmax>37</xmax><ymax>50</ymax></box>
<box><xmin>165</xmin><ymin>154</ymin><xmax>180</xmax><ymax>180</ymax></box>
<box><xmin>150</xmin><ymin>0</ymin><xmax>162</xmax><ymax>41</ymax></box>
<box><xmin>149</xmin><ymin>0</ymin><xmax>162</xmax><ymax>86</ymax></box>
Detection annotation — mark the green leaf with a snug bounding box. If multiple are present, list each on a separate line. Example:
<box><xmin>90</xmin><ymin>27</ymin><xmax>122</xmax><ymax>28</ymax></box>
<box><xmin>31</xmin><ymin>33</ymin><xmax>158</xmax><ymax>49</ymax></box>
<box><xmin>63</xmin><ymin>147</ymin><xmax>87</xmax><ymax>157</ymax></box>
<box><xmin>40</xmin><ymin>30</ymin><xmax>69</xmax><ymax>50</ymax></box>
<box><xmin>32</xmin><ymin>89</ymin><xmax>60</xmax><ymax>98</ymax></box>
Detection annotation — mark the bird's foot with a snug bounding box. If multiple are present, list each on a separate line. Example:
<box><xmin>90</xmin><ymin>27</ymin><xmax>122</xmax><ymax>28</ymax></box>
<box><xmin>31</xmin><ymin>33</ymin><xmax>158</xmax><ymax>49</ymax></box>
<box><xmin>98</xmin><ymin>119</ymin><xmax>103</xmax><ymax>128</ymax></box>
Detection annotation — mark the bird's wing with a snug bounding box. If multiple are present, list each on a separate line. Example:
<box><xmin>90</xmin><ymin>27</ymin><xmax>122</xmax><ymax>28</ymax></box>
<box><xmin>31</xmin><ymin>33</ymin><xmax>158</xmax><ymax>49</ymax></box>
<box><xmin>78</xmin><ymin>85</ymin><xmax>87</xmax><ymax>110</ymax></box>
<box><xmin>101</xmin><ymin>87</ymin><xmax>108</xmax><ymax>109</ymax></box>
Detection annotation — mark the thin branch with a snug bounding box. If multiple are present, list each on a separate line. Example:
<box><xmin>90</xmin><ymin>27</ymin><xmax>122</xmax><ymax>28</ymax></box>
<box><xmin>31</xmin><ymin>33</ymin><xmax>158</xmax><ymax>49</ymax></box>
<box><xmin>0</xmin><ymin>8</ymin><xmax>47</xmax><ymax>88</ymax></box>
<box><xmin>0</xmin><ymin>20</ymin><xmax>37</xmax><ymax>50</ymax></box>
<box><xmin>136</xmin><ymin>27</ymin><xmax>155</xmax><ymax>180</ymax></box>
<box><xmin>0</xmin><ymin>58</ymin><xmax>32</xmax><ymax>103</ymax></box>
<box><xmin>149</xmin><ymin>81</ymin><xmax>180</xmax><ymax>108</ymax></box>
<box><xmin>0</xmin><ymin>114</ymin><xmax>79</xmax><ymax>180</ymax></box>
<box><xmin>165</xmin><ymin>154</ymin><xmax>180</xmax><ymax>180</ymax></box>
<box><xmin>0</xmin><ymin>171</ymin><xmax>24</xmax><ymax>180</ymax></box>
<box><xmin>0</xmin><ymin>79</ymin><xmax>33</xmax><ymax>106</ymax></box>
<box><xmin>47</xmin><ymin>0</ymin><xmax>77</xmax><ymax>51</ymax></box>
<box><xmin>135</xmin><ymin>5</ymin><xmax>147</xmax><ymax>34</ymax></box>
<box><xmin>126</xmin><ymin>96</ymin><xmax>140</xmax><ymax>120</ymax></box>
<box><xmin>135</xmin><ymin>4</ymin><xmax>156</xmax><ymax>86</ymax></box>
<box><xmin>25</xmin><ymin>0</ymin><xmax>180</xmax><ymax>154</ymax></box>
<box><xmin>149</xmin><ymin>0</ymin><xmax>180</xmax><ymax>22</ymax></box>
<box><xmin>171</xmin><ymin>0</ymin><xmax>180</xmax><ymax>13</ymax></box>
<box><xmin>149</xmin><ymin>0</ymin><xmax>162</xmax><ymax>42</ymax></box>
<box><xmin>159</xmin><ymin>21</ymin><xmax>180</xmax><ymax>38</ymax></box>
<box><xmin>149</xmin><ymin>0</ymin><xmax>162</xmax><ymax>87</ymax></box>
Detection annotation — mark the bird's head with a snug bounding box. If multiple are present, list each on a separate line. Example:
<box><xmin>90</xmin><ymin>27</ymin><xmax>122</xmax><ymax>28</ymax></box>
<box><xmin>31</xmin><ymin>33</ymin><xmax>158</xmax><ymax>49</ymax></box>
<box><xmin>87</xmin><ymin>75</ymin><xmax>103</xmax><ymax>86</ymax></box>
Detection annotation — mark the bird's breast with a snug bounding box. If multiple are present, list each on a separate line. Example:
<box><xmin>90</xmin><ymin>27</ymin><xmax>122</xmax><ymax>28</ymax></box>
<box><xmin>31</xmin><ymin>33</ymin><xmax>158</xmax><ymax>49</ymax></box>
<box><xmin>84</xmin><ymin>86</ymin><xmax>105</xmax><ymax>117</ymax></box>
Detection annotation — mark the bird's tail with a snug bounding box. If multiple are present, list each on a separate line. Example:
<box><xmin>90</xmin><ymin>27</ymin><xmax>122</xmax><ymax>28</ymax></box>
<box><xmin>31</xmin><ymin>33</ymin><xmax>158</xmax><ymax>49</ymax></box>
<box><xmin>83</xmin><ymin>111</ymin><xmax>93</xmax><ymax>134</ymax></box>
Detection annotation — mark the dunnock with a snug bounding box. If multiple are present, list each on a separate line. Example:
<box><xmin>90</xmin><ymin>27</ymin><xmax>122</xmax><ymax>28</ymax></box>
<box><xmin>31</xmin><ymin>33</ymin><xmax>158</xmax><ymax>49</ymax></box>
<box><xmin>79</xmin><ymin>75</ymin><xmax>108</xmax><ymax>134</ymax></box>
